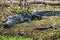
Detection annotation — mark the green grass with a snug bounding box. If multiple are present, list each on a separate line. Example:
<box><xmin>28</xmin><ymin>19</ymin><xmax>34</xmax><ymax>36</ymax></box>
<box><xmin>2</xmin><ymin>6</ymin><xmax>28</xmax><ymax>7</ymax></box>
<box><xmin>0</xmin><ymin>35</ymin><xmax>33</xmax><ymax>40</ymax></box>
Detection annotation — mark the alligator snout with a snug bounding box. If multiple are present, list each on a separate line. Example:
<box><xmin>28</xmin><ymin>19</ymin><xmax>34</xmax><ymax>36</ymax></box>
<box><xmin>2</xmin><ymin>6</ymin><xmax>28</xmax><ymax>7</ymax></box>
<box><xmin>3</xmin><ymin>23</ymin><xmax>10</xmax><ymax>28</ymax></box>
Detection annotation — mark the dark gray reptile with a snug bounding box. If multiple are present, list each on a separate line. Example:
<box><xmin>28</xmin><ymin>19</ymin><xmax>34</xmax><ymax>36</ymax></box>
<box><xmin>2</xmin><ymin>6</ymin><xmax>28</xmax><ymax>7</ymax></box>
<box><xmin>3</xmin><ymin>11</ymin><xmax>60</xmax><ymax>28</ymax></box>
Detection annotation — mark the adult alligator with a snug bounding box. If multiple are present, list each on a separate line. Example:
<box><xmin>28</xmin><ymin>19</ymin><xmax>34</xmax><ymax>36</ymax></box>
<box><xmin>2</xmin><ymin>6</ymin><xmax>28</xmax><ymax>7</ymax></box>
<box><xmin>3</xmin><ymin>11</ymin><xmax>60</xmax><ymax>28</ymax></box>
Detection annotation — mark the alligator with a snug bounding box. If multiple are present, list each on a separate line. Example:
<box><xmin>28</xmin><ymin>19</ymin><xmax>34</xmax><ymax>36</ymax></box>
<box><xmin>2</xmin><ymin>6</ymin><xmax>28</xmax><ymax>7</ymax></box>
<box><xmin>3</xmin><ymin>11</ymin><xmax>60</xmax><ymax>28</ymax></box>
